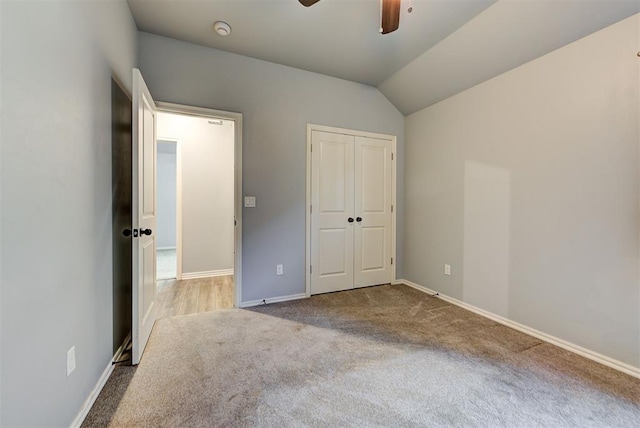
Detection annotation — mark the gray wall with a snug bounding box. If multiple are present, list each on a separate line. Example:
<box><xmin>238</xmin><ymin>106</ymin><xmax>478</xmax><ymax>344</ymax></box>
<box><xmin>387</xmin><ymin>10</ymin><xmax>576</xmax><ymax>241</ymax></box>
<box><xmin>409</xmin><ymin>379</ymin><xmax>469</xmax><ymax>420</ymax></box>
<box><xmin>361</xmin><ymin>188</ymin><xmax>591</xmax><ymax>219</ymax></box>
<box><xmin>157</xmin><ymin>143</ymin><xmax>177</xmax><ymax>249</ymax></box>
<box><xmin>404</xmin><ymin>14</ymin><xmax>640</xmax><ymax>367</ymax></box>
<box><xmin>139</xmin><ymin>33</ymin><xmax>405</xmax><ymax>302</ymax></box>
<box><xmin>157</xmin><ymin>112</ymin><xmax>235</xmax><ymax>274</ymax></box>
<box><xmin>0</xmin><ymin>1</ymin><xmax>137</xmax><ymax>426</ymax></box>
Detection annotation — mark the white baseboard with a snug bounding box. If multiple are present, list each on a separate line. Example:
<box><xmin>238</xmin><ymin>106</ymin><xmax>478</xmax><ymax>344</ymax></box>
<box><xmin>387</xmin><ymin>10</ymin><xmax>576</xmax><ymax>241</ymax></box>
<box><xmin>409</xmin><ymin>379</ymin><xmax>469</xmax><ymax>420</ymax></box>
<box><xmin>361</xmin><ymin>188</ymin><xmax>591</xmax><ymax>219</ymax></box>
<box><xmin>181</xmin><ymin>269</ymin><xmax>234</xmax><ymax>280</ymax></box>
<box><xmin>111</xmin><ymin>332</ymin><xmax>131</xmax><ymax>367</ymax></box>
<box><xmin>396</xmin><ymin>279</ymin><xmax>640</xmax><ymax>380</ymax></box>
<box><xmin>157</xmin><ymin>246</ymin><xmax>176</xmax><ymax>251</ymax></box>
<box><xmin>70</xmin><ymin>333</ymin><xmax>131</xmax><ymax>428</ymax></box>
<box><xmin>240</xmin><ymin>293</ymin><xmax>307</xmax><ymax>308</ymax></box>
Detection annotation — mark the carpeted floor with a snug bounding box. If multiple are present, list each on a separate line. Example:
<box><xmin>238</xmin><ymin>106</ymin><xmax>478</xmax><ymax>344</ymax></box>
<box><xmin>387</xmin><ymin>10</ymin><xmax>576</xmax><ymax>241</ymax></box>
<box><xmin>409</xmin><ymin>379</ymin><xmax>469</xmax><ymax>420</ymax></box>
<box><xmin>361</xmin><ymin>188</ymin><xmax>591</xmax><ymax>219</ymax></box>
<box><xmin>83</xmin><ymin>284</ymin><xmax>640</xmax><ymax>427</ymax></box>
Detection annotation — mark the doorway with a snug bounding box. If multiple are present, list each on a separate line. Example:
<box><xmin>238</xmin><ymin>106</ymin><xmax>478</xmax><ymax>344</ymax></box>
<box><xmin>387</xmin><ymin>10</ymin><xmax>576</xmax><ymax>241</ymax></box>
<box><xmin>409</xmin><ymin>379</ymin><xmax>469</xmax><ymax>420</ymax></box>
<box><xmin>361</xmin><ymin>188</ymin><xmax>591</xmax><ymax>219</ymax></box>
<box><xmin>156</xmin><ymin>140</ymin><xmax>181</xmax><ymax>281</ymax></box>
<box><xmin>129</xmin><ymin>69</ymin><xmax>244</xmax><ymax>364</ymax></box>
<box><xmin>155</xmin><ymin>103</ymin><xmax>243</xmax><ymax>311</ymax></box>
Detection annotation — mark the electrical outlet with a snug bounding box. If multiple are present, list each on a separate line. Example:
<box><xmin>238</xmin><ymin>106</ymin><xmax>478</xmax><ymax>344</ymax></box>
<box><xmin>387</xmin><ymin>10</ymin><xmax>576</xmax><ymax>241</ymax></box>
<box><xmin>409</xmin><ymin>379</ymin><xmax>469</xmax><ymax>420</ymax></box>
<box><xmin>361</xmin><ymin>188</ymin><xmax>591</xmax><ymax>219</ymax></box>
<box><xmin>67</xmin><ymin>346</ymin><xmax>76</xmax><ymax>377</ymax></box>
<box><xmin>276</xmin><ymin>264</ymin><xmax>283</xmax><ymax>275</ymax></box>
<box><xmin>444</xmin><ymin>264</ymin><xmax>451</xmax><ymax>276</ymax></box>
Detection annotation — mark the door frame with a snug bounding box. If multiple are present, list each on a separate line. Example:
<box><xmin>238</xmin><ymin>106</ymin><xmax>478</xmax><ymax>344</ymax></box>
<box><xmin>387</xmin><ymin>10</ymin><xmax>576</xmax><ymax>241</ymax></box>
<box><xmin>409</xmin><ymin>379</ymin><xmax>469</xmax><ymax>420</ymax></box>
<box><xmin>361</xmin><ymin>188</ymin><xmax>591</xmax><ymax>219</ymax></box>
<box><xmin>305</xmin><ymin>123</ymin><xmax>397</xmax><ymax>297</ymax></box>
<box><xmin>155</xmin><ymin>137</ymin><xmax>183</xmax><ymax>281</ymax></box>
<box><xmin>156</xmin><ymin>102</ymin><xmax>244</xmax><ymax>308</ymax></box>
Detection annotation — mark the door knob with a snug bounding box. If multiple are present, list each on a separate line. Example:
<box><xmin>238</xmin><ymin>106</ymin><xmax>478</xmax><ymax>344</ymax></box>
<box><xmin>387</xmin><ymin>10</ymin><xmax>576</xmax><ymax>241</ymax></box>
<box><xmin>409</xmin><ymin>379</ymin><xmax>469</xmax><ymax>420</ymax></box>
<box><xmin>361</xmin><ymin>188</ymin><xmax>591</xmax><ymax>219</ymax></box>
<box><xmin>139</xmin><ymin>228</ymin><xmax>152</xmax><ymax>236</ymax></box>
<box><xmin>347</xmin><ymin>217</ymin><xmax>354</xmax><ymax>223</ymax></box>
<box><xmin>356</xmin><ymin>217</ymin><xmax>362</xmax><ymax>222</ymax></box>
<box><xmin>122</xmin><ymin>229</ymin><xmax>132</xmax><ymax>237</ymax></box>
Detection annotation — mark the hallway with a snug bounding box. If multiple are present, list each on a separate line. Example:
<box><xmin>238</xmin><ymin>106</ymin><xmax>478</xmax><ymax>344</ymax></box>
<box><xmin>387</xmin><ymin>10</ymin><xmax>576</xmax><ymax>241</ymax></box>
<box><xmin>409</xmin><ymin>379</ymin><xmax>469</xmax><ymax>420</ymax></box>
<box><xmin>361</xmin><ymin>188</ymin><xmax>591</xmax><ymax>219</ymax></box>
<box><xmin>156</xmin><ymin>276</ymin><xmax>234</xmax><ymax>319</ymax></box>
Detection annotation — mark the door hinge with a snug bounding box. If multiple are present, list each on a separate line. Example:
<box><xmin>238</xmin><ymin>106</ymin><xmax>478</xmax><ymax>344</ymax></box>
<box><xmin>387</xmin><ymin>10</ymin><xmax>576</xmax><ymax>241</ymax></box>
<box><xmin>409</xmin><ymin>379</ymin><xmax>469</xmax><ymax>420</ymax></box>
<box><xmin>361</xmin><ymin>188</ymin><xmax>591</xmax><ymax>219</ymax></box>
<box><xmin>391</xmin><ymin>153</ymin><xmax>394</xmax><ymax>161</ymax></box>
<box><xmin>391</xmin><ymin>205</ymin><xmax>393</xmax><ymax>213</ymax></box>
<box><xmin>234</xmin><ymin>219</ymin><xmax>237</xmax><ymax>226</ymax></box>
<box><xmin>310</xmin><ymin>265</ymin><xmax>313</xmax><ymax>274</ymax></box>
<box><xmin>391</xmin><ymin>258</ymin><xmax>393</xmax><ymax>265</ymax></box>
<box><xmin>310</xmin><ymin>205</ymin><xmax>312</xmax><ymax>213</ymax></box>
<box><xmin>310</xmin><ymin>144</ymin><xmax>312</xmax><ymax>153</ymax></box>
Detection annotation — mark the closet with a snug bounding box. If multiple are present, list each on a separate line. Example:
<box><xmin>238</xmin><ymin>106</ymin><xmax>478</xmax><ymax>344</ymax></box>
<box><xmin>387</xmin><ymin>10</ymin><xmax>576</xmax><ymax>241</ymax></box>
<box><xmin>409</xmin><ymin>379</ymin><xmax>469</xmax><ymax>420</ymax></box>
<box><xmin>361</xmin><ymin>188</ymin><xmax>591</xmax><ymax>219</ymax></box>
<box><xmin>309</xmin><ymin>128</ymin><xmax>395</xmax><ymax>295</ymax></box>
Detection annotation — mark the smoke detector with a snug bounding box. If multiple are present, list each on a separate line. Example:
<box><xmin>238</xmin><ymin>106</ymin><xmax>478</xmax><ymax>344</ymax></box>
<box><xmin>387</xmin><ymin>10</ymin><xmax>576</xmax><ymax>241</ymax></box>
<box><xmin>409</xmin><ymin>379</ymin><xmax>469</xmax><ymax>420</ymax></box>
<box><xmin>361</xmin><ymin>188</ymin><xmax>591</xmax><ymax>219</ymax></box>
<box><xmin>213</xmin><ymin>21</ymin><xmax>231</xmax><ymax>37</ymax></box>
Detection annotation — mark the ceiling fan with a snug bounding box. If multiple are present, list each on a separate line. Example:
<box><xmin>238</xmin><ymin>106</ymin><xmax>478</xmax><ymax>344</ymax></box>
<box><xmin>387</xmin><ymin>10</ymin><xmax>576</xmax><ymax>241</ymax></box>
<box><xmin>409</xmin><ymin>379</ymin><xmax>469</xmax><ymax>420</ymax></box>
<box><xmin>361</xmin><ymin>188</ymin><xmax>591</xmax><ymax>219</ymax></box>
<box><xmin>299</xmin><ymin>0</ymin><xmax>402</xmax><ymax>35</ymax></box>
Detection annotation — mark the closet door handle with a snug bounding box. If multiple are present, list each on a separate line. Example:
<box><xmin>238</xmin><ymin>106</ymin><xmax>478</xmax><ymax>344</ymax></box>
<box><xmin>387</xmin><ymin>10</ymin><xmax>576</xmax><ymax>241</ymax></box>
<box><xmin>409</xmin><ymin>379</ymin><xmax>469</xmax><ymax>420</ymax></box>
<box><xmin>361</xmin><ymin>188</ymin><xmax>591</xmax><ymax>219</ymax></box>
<box><xmin>139</xmin><ymin>228</ymin><xmax>153</xmax><ymax>236</ymax></box>
<box><xmin>356</xmin><ymin>217</ymin><xmax>362</xmax><ymax>222</ymax></box>
<box><xmin>347</xmin><ymin>217</ymin><xmax>354</xmax><ymax>223</ymax></box>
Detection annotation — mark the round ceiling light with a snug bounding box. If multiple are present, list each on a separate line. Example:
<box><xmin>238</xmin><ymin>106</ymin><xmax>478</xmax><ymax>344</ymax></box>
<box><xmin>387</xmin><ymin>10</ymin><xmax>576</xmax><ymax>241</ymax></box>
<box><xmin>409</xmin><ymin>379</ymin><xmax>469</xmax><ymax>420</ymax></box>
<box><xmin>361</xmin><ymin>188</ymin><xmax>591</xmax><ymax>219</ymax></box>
<box><xmin>213</xmin><ymin>21</ymin><xmax>231</xmax><ymax>37</ymax></box>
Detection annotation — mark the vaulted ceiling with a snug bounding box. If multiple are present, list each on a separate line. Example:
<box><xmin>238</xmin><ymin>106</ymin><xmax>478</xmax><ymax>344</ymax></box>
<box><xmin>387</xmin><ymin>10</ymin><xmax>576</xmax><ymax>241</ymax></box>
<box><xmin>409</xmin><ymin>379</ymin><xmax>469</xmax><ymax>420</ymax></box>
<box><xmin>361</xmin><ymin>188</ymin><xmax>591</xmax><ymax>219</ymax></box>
<box><xmin>128</xmin><ymin>0</ymin><xmax>640</xmax><ymax>115</ymax></box>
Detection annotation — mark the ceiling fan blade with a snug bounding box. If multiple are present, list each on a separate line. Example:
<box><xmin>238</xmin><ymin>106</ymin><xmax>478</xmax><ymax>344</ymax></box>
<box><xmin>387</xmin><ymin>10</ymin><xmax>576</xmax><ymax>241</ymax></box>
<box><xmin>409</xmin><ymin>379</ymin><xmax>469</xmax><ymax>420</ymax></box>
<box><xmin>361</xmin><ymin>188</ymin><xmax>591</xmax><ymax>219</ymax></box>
<box><xmin>381</xmin><ymin>0</ymin><xmax>401</xmax><ymax>34</ymax></box>
<box><xmin>299</xmin><ymin>0</ymin><xmax>321</xmax><ymax>6</ymax></box>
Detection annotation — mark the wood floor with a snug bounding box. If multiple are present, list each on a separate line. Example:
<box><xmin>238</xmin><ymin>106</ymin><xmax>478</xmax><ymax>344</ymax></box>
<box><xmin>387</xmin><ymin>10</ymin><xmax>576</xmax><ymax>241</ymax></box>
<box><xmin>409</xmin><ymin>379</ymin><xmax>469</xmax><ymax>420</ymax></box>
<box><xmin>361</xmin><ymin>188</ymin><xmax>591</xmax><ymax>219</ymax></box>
<box><xmin>156</xmin><ymin>275</ymin><xmax>234</xmax><ymax>318</ymax></box>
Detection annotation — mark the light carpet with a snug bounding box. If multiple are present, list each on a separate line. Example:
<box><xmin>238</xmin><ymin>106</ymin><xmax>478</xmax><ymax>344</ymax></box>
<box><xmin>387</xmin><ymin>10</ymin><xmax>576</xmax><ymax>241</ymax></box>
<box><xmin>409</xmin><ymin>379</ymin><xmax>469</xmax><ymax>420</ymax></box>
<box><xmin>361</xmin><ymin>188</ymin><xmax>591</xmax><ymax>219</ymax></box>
<box><xmin>83</xmin><ymin>284</ymin><xmax>640</xmax><ymax>427</ymax></box>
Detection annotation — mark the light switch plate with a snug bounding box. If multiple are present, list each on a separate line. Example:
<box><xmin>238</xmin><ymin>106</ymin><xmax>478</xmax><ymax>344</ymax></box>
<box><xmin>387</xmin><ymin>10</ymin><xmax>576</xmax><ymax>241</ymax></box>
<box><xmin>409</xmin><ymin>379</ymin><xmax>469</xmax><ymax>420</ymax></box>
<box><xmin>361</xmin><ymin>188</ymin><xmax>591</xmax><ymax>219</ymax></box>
<box><xmin>444</xmin><ymin>264</ymin><xmax>451</xmax><ymax>276</ymax></box>
<box><xmin>67</xmin><ymin>346</ymin><xmax>76</xmax><ymax>377</ymax></box>
<box><xmin>244</xmin><ymin>196</ymin><xmax>256</xmax><ymax>208</ymax></box>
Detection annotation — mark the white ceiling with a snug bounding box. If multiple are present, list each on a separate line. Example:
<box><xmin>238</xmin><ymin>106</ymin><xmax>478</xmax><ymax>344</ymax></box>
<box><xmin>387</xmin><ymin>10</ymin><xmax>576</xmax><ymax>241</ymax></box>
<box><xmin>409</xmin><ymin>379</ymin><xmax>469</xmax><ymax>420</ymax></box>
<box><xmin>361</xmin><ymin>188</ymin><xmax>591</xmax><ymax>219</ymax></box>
<box><xmin>128</xmin><ymin>0</ymin><xmax>640</xmax><ymax>115</ymax></box>
<box><xmin>380</xmin><ymin>0</ymin><xmax>640</xmax><ymax>114</ymax></box>
<box><xmin>127</xmin><ymin>0</ymin><xmax>496</xmax><ymax>86</ymax></box>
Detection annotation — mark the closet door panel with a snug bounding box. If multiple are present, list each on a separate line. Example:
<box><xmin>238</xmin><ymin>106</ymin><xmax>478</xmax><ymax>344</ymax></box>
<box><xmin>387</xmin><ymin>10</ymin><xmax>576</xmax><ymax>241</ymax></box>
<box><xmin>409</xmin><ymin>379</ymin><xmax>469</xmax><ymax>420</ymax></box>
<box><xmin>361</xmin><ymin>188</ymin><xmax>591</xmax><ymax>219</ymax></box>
<box><xmin>354</xmin><ymin>136</ymin><xmax>392</xmax><ymax>288</ymax></box>
<box><xmin>310</xmin><ymin>131</ymin><xmax>355</xmax><ymax>294</ymax></box>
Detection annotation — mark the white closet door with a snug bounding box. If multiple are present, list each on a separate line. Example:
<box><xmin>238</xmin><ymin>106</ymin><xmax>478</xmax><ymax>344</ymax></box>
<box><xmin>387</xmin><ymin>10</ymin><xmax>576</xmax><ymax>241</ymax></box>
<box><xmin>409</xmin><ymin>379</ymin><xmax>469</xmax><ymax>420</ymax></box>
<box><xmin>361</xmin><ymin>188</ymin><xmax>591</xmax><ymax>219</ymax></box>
<box><xmin>354</xmin><ymin>136</ymin><xmax>392</xmax><ymax>288</ymax></box>
<box><xmin>310</xmin><ymin>131</ymin><xmax>355</xmax><ymax>294</ymax></box>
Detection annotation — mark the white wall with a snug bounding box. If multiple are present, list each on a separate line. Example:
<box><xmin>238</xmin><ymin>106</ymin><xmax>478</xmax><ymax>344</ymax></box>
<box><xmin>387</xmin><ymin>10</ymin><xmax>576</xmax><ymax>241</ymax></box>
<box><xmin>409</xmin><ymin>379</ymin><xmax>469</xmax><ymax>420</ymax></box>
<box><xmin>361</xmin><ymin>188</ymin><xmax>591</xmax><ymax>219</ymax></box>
<box><xmin>0</xmin><ymin>1</ymin><xmax>137</xmax><ymax>426</ymax></box>
<box><xmin>139</xmin><ymin>33</ymin><xmax>405</xmax><ymax>302</ymax></box>
<box><xmin>637</xmin><ymin>10</ymin><xmax>640</xmax><ymax>372</ymax></box>
<box><xmin>158</xmin><ymin>112</ymin><xmax>235</xmax><ymax>274</ymax></box>
<box><xmin>157</xmin><ymin>143</ymin><xmax>177</xmax><ymax>249</ymax></box>
<box><xmin>404</xmin><ymin>14</ymin><xmax>640</xmax><ymax>368</ymax></box>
